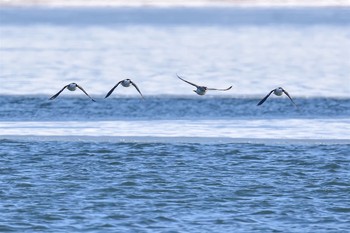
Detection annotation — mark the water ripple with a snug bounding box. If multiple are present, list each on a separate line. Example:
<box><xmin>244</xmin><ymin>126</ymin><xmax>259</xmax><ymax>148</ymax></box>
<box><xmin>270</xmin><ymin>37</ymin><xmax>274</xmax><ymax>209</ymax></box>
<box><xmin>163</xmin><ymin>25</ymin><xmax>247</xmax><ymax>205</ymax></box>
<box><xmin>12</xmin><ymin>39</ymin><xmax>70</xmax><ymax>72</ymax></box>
<box><xmin>1</xmin><ymin>141</ymin><xmax>349</xmax><ymax>232</ymax></box>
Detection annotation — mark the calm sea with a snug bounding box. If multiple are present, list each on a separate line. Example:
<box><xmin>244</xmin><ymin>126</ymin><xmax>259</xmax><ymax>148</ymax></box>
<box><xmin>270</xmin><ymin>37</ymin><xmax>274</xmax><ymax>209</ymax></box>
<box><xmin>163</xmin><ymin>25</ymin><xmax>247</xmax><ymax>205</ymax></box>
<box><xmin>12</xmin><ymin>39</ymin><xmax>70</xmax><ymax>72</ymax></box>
<box><xmin>0</xmin><ymin>6</ymin><xmax>349</xmax><ymax>232</ymax></box>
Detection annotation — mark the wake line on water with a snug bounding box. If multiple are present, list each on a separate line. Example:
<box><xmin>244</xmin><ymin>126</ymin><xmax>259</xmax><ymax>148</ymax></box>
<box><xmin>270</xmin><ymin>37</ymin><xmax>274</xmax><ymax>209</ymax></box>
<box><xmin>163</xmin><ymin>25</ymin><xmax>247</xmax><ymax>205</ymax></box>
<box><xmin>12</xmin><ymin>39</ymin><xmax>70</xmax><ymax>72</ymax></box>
<box><xmin>1</xmin><ymin>135</ymin><xmax>350</xmax><ymax>145</ymax></box>
<box><xmin>1</xmin><ymin>119</ymin><xmax>349</xmax><ymax>139</ymax></box>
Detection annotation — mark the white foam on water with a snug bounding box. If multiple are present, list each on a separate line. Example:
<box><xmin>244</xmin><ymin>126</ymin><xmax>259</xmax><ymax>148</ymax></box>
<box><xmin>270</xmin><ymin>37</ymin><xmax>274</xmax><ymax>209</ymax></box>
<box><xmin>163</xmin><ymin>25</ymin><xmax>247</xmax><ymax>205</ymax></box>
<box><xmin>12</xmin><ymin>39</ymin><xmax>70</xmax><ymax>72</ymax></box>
<box><xmin>0</xmin><ymin>119</ymin><xmax>349</xmax><ymax>141</ymax></box>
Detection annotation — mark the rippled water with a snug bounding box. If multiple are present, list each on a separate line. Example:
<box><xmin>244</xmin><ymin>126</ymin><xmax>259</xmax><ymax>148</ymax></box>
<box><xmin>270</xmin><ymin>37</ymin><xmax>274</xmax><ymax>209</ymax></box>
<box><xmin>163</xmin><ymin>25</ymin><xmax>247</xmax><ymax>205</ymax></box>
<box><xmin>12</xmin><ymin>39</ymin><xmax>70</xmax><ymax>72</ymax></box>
<box><xmin>1</xmin><ymin>141</ymin><xmax>350</xmax><ymax>232</ymax></box>
<box><xmin>0</xmin><ymin>6</ymin><xmax>350</xmax><ymax>233</ymax></box>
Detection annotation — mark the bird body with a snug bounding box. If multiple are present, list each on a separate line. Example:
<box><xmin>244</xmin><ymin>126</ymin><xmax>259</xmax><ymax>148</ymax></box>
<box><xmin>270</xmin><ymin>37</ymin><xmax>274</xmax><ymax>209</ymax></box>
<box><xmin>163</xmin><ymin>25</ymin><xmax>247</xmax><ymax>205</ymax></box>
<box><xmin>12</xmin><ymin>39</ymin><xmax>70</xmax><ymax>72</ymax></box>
<box><xmin>121</xmin><ymin>79</ymin><xmax>132</xmax><ymax>87</ymax></box>
<box><xmin>67</xmin><ymin>83</ymin><xmax>77</xmax><ymax>91</ymax></box>
<box><xmin>273</xmin><ymin>87</ymin><xmax>283</xmax><ymax>96</ymax></box>
<box><xmin>194</xmin><ymin>86</ymin><xmax>207</xmax><ymax>95</ymax></box>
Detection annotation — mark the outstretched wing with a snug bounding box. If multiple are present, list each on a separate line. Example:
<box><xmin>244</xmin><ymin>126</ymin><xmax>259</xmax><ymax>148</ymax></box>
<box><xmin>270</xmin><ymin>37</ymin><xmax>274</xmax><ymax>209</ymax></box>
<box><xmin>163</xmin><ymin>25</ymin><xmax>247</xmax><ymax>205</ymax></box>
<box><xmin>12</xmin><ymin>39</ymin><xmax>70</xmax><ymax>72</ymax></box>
<box><xmin>77</xmin><ymin>84</ymin><xmax>96</xmax><ymax>102</ymax></box>
<box><xmin>282</xmin><ymin>89</ymin><xmax>297</xmax><ymax>107</ymax></box>
<box><xmin>207</xmin><ymin>86</ymin><xmax>233</xmax><ymax>91</ymax></box>
<box><xmin>177</xmin><ymin>74</ymin><xmax>199</xmax><ymax>88</ymax></box>
<box><xmin>49</xmin><ymin>85</ymin><xmax>68</xmax><ymax>100</ymax></box>
<box><xmin>130</xmin><ymin>81</ymin><xmax>144</xmax><ymax>99</ymax></box>
<box><xmin>257</xmin><ymin>90</ymin><xmax>274</xmax><ymax>106</ymax></box>
<box><xmin>105</xmin><ymin>81</ymin><xmax>122</xmax><ymax>98</ymax></box>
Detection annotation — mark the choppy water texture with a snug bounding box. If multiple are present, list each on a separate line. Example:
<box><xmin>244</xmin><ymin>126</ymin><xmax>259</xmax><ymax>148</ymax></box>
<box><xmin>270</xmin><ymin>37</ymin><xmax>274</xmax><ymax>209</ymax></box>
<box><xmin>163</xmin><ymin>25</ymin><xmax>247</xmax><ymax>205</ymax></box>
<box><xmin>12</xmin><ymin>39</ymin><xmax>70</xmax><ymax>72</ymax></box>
<box><xmin>0</xmin><ymin>6</ymin><xmax>350</xmax><ymax>233</ymax></box>
<box><xmin>0</xmin><ymin>141</ymin><xmax>350</xmax><ymax>232</ymax></box>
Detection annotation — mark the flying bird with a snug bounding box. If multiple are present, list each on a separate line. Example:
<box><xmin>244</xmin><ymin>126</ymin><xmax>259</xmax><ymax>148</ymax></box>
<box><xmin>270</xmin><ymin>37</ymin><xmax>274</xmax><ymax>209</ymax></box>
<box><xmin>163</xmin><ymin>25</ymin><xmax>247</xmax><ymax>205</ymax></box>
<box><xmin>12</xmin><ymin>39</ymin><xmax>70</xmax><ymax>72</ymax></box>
<box><xmin>49</xmin><ymin>83</ymin><xmax>95</xmax><ymax>101</ymax></box>
<box><xmin>257</xmin><ymin>87</ymin><xmax>297</xmax><ymax>107</ymax></box>
<box><xmin>177</xmin><ymin>74</ymin><xmax>232</xmax><ymax>95</ymax></box>
<box><xmin>105</xmin><ymin>79</ymin><xmax>143</xmax><ymax>99</ymax></box>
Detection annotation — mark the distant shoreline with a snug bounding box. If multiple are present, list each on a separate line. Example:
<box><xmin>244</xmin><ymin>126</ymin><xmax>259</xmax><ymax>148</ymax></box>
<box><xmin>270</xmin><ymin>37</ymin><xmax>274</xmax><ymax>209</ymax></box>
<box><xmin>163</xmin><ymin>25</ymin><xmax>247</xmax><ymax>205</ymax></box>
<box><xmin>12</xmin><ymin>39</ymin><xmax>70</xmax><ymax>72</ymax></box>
<box><xmin>0</xmin><ymin>0</ymin><xmax>349</xmax><ymax>7</ymax></box>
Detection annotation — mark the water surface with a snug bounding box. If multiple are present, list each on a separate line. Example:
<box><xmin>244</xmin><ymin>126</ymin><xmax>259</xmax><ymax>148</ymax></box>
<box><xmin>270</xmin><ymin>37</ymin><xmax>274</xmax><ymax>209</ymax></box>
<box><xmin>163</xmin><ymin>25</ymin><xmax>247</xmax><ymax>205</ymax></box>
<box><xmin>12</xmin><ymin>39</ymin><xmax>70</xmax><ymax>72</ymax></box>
<box><xmin>1</xmin><ymin>141</ymin><xmax>350</xmax><ymax>232</ymax></box>
<box><xmin>0</xmin><ymin>6</ymin><xmax>349</xmax><ymax>233</ymax></box>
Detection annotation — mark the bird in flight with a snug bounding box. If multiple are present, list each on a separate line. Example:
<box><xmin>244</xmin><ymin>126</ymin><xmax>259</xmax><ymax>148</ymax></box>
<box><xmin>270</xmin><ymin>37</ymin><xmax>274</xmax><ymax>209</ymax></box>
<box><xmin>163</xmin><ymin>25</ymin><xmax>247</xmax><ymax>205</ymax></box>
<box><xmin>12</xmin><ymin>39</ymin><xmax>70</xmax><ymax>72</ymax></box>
<box><xmin>177</xmin><ymin>74</ymin><xmax>232</xmax><ymax>95</ymax></box>
<box><xmin>49</xmin><ymin>83</ymin><xmax>95</xmax><ymax>101</ymax></box>
<box><xmin>257</xmin><ymin>87</ymin><xmax>297</xmax><ymax>107</ymax></box>
<box><xmin>105</xmin><ymin>79</ymin><xmax>143</xmax><ymax>99</ymax></box>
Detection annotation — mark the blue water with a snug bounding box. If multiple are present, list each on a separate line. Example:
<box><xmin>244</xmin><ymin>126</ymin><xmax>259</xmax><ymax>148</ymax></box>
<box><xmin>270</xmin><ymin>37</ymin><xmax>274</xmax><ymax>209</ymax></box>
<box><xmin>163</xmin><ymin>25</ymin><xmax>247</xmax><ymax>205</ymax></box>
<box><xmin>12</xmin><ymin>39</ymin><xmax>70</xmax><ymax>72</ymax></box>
<box><xmin>0</xmin><ymin>96</ymin><xmax>349</xmax><ymax>120</ymax></box>
<box><xmin>1</xmin><ymin>141</ymin><xmax>350</xmax><ymax>232</ymax></box>
<box><xmin>0</xmin><ymin>6</ymin><xmax>350</xmax><ymax>232</ymax></box>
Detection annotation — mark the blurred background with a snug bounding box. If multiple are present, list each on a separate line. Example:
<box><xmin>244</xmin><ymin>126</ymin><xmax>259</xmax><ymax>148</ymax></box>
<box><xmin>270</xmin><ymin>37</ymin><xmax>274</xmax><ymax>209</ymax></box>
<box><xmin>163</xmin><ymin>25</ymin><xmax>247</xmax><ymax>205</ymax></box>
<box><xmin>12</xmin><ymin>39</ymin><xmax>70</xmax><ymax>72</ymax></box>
<box><xmin>1</xmin><ymin>0</ymin><xmax>349</xmax><ymax>97</ymax></box>
<box><xmin>0</xmin><ymin>0</ymin><xmax>349</xmax><ymax>7</ymax></box>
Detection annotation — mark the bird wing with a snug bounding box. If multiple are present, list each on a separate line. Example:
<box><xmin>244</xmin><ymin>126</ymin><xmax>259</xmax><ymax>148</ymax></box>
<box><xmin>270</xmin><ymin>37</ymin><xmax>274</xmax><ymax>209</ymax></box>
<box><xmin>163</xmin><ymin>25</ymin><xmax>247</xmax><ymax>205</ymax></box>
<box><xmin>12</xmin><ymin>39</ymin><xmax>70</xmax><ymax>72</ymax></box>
<box><xmin>49</xmin><ymin>85</ymin><xmax>68</xmax><ymax>100</ymax></box>
<box><xmin>105</xmin><ymin>81</ymin><xmax>122</xmax><ymax>98</ymax></box>
<box><xmin>207</xmin><ymin>86</ymin><xmax>233</xmax><ymax>91</ymax></box>
<box><xmin>282</xmin><ymin>89</ymin><xmax>297</xmax><ymax>107</ymax></box>
<box><xmin>130</xmin><ymin>81</ymin><xmax>144</xmax><ymax>99</ymax></box>
<box><xmin>257</xmin><ymin>90</ymin><xmax>274</xmax><ymax>106</ymax></box>
<box><xmin>77</xmin><ymin>84</ymin><xmax>96</xmax><ymax>102</ymax></box>
<box><xmin>176</xmin><ymin>74</ymin><xmax>199</xmax><ymax>88</ymax></box>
